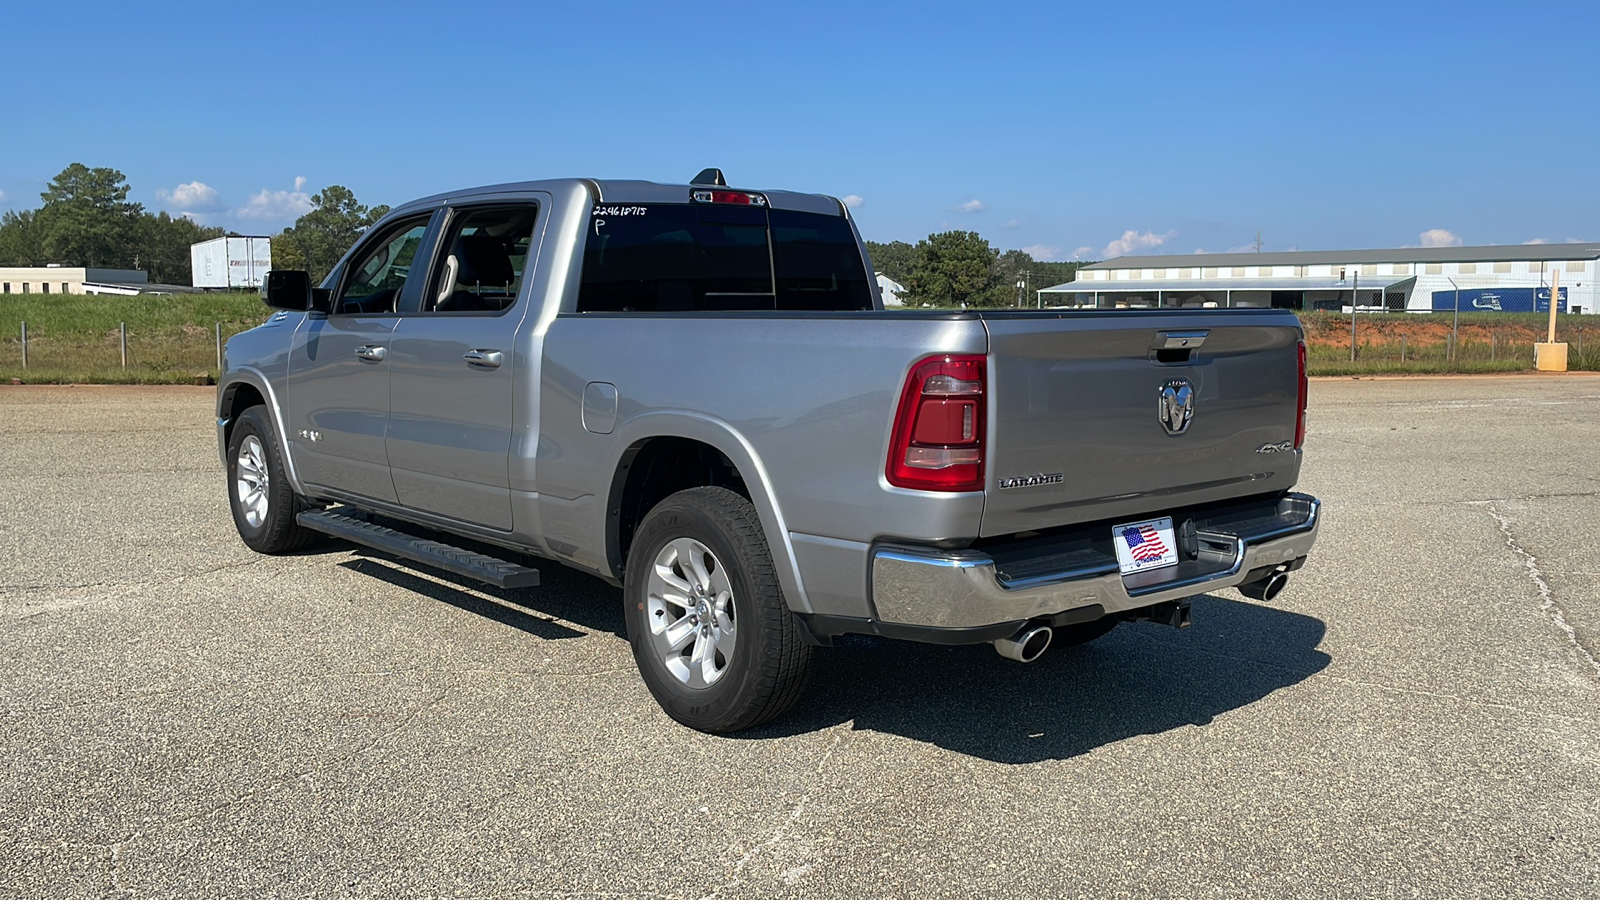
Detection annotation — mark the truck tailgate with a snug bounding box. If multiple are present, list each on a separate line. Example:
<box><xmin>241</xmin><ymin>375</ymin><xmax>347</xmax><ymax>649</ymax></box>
<box><xmin>979</xmin><ymin>311</ymin><xmax>1303</xmax><ymax>538</ymax></box>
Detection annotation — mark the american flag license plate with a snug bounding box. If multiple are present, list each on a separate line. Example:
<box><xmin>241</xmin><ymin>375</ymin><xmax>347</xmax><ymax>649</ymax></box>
<box><xmin>1112</xmin><ymin>516</ymin><xmax>1179</xmax><ymax>575</ymax></box>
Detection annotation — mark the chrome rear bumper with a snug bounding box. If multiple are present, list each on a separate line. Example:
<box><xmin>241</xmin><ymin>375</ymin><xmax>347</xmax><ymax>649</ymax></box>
<box><xmin>870</xmin><ymin>495</ymin><xmax>1320</xmax><ymax>630</ymax></box>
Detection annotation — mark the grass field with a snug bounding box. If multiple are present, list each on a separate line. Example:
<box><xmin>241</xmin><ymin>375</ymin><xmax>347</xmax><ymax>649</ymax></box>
<box><xmin>2</xmin><ymin>293</ymin><xmax>1597</xmax><ymax>382</ymax></box>
<box><xmin>0</xmin><ymin>292</ymin><xmax>270</xmax><ymax>383</ymax></box>
<box><xmin>1300</xmin><ymin>310</ymin><xmax>1600</xmax><ymax>374</ymax></box>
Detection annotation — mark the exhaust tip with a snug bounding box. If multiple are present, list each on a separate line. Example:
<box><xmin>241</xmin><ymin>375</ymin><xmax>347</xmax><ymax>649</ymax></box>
<box><xmin>994</xmin><ymin>625</ymin><xmax>1052</xmax><ymax>663</ymax></box>
<box><xmin>1239</xmin><ymin>571</ymin><xmax>1289</xmax><ymax>602</ymax></box>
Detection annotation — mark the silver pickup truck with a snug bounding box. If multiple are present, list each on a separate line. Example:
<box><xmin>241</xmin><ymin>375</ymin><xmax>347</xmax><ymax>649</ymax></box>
<box><xmin>217</xmin><ymin>171</ymin><xmax>1320</xmax><ymax>732</ymax></box>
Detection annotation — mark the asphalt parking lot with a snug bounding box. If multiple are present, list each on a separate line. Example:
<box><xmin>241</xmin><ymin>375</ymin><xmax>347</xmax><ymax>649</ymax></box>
<box><xmin>2</xmin><ymin>376</ymin><xmax>1598</xmax><ymax>899</ymax></box>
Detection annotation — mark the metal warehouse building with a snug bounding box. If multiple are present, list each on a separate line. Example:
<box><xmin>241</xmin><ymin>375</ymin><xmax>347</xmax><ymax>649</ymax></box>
<box><xmin>1041</xmin><ymin>243</ymin><xmax>1600</xmax><ymax>314</ymax></box>
<box><xmin>0</xmin><ymin>265</ymin><xmax>149</xmax><ymax>296</ymax></box>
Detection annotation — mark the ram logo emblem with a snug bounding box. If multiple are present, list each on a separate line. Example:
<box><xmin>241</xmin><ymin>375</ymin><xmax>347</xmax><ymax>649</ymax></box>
<box><xmin>1158</xmin><ymin>379</ymin><xmax>1194</xmax><ymax>435</ymax></box>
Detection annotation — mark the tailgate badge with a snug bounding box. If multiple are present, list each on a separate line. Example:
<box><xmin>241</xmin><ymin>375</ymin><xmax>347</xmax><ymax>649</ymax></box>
<box><xmin>998</xmin><ymin>473</ymin><xmax>1064</xmax><ymax>490</ymax></box>
<box><xmin>1158</xmin><ymin>379</ymin><xmax>1194</xmax><ymax>435</ymax></box>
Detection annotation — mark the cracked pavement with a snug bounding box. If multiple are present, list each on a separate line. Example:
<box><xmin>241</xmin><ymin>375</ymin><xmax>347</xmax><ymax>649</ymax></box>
<box><xmin>1</xmin><ymin>378</ymin><xmax>1598</xmax><ymax>898</ymax></box>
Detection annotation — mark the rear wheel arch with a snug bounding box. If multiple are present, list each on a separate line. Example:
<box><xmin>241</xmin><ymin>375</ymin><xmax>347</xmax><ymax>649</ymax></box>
<box><xmin>607</xmin><ymin>436</ymin><xmax>751</xmax><ymax>577</ymax></box>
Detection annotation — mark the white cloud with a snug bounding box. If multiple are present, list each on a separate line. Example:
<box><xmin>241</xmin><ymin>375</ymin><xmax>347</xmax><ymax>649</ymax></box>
<box><xmin>236</xmin><ymin>177</ymin><xmax>314</xmax><ymax>222</ymax></box>
<box><xmin>1072</xmin><ymin>246</ymin><xmax>1094</xmax><ymax>259</ymax></box>
<box><xmin>840</xmin><ymin>194</ymin><xmax>863</xmax><ymax>208</ymax></box>
<box><xmin>1226</xmin><ymin>244</ymin><xmax>1257</xmax><ymax>254</ymax></box>
<box><xmin>0</xmin><ymin>189</ymin><xmax>8</xmax><ymax>204</ymax></box>
<box><xmin>951</xmin><ymin>199</ymin><xmax>984</xmax><ymax>214</ymax></box>
<box><xmin>1524</xmin><ymin>238</ymin><xmax>1549</xmax><ymax>244</ymax></box>
<box><xmin>1104</xmin><ymin>229</ymin><xmax>1176</xmax><ymax>258</ymax></box>
<box><xmin>155</xmin><ymin>180</ymin><xmax>224</xmax><ymax>213</ymax></box>
<box><xmin>1419</xmin><ymin>228</ymin><xmax>1462</xmax><ymax>248</ymax></box>
<box><xmin>1021</xmin><ymin>244</ymin><xmax>1060</xmax><ymax>261</ymax></box>
<box><xmin>1002</xmin><ymin>219</ymin><xmax>1021</xmax><ymax>229</ymax></box>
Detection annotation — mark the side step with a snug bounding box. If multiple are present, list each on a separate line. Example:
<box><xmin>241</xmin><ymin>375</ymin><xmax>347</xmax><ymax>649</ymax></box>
<box><xmin>297</xmin><ymin>508</ymin><xmax>540</xmax><ymax>589</ymax></box>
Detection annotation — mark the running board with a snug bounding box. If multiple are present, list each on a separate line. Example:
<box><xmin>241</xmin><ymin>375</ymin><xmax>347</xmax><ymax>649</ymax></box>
<box><xmin>297</xmin><ymin>509</ymin><xmax>540</xmax><ymax>589</ymax></box>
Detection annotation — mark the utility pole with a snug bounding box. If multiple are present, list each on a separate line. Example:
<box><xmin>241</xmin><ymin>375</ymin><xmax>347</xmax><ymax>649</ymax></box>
<box><xmin>1350</xmin><ymin>273</ymin><xmax>1359</xmax><ymax>362</ymax></box>
<box><xmin>1254</xmin><ymin>231</ymin><xmax>1263</xmax><ymax>253</ymax></box>
<box><xmin>1447</xmin><ymin>277</ymin><xmax>1461</xmax><ymax>362</ymax></box>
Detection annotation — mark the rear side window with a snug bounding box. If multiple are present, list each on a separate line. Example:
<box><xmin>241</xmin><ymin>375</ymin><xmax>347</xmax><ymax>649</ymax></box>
<box><xmin>578</xmin><ymin>204</ymin><xmax>871</xmax><ymax>312</ymax></box>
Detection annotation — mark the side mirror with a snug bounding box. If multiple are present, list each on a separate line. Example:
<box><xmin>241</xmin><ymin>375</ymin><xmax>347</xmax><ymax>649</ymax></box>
<box><xmin>262</xmin><ymin>270</ymin><xmax>332</xmax><ymax>313</ymax></box>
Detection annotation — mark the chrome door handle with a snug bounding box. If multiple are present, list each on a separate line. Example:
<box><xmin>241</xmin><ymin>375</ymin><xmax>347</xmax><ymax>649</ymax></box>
<box><xmin>464</xmin><ymin>349</ymin><xmax>504</xmax><ymax>369</ymax></box>
<box><xmin>354</xmin><ymin>344</ymin><xmax>387</xmax><ymax>362</ymax></box>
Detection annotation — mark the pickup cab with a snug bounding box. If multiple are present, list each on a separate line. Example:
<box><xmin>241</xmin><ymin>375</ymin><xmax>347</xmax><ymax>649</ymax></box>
<box><xmin>217</xmin><ymin>171</ymin><xmax>1320</xmax><ymax>732</ymax></box>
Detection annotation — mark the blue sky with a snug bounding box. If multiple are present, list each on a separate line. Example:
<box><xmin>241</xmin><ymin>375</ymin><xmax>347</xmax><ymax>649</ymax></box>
<box><xmin>3</xmin><ymin>0</ymin><xmax>1595</xmax><ymax>260</ymax></box>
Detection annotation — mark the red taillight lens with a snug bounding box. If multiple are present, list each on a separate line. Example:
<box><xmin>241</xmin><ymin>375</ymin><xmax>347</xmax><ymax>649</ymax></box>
<box><xmin>690</xmin><ymin>189</ymin><xmax>769</xmax><ymax>206</ymax></box>
<box><xmin>887</xmin><ymin>355</ymin><xmax>986</xmax><ymax>492</ymax></box>
<box><xmin>1295</xmin><ymin>340</ymin><xmax>1308</xmax><ymax>448</ymax></box>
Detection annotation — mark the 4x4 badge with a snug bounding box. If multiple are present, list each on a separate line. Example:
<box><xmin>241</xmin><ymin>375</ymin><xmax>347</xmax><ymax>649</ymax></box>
<box><xmin>1158</xmin><ymin>379</ymin><xmax>1194</xmax><ymax>435</ymax></box>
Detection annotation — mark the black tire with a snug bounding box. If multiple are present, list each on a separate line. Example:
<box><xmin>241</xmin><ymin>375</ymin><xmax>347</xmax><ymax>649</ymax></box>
<box><xmin>226</xmin><ymin>405</ymin><xmax>316</xmax><ymax>554</ymax></box>
<box><xmin>624</xmin><ymin>486</ymin><xmax>814</xmax><ymax>733</ymax></box>
<box><xmin>1053</xmin><ymin>617</ymin><xmax>1119</xmax><ymax>647</ymax></box>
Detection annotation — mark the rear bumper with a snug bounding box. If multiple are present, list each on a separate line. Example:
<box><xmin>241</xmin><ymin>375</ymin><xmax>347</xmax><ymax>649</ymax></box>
<box><xmin>867</xmin><ymin>493</ymin><xmax>1320</xmax><ymax>633</ymax></box>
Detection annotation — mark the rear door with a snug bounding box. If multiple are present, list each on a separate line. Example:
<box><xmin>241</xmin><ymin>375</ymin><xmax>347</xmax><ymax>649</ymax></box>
<box><xmin>385</xmin><ymin>197</ymin><xmax>548</xmax><ymax>531</ymax></box>
<box><xmin>979</xmin><ymin>311</ymin><xmax>1304</xmax><ymax>537</ymax></box>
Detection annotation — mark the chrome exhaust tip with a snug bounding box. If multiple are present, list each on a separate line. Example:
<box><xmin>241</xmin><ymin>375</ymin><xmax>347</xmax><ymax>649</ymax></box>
<box><xmin>993</xmin><ymin>624</ymin><xmax>1052</xmax><ymax>663</ymax></box>
<box><xmin>1239</xmin><ymin>571</ymin><xmax>1289</xmax><ymax>602</ymax></box>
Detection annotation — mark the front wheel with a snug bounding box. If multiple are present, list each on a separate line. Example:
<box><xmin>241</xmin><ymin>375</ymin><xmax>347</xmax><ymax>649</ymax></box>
<box><xmin>226</xmin><ymin>405</ymin><xmax>315</xmax><ymax>554</ymax></box>
<box><xmin>624</xmin><ymin>487</ymin><xmax>813</xmax><ymax>733</ymax></box>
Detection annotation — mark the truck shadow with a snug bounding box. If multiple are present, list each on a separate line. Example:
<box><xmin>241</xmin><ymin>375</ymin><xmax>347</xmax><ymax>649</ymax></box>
<box><xmin>749</xmin><ymin>595</ymin><xmax>1330</xmax><ymax>764</ymax></box>
<box><xmin>327</xmin><ymin>546</ymin><xmax>1327</xmax><ymax>763</ymax></box>
<box><xmin>336</xmin><ymin>555</ymin><xmax>627</xmax><ymax>640</ymax></box>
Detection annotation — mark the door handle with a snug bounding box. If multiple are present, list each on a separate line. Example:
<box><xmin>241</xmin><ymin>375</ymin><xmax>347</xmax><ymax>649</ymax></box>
<box><xmin>464</xmin><ymin>349</ymin><xmax>504</xmax><ymax>369</ymax></box>
<box><xmin>354</xmin><ymin>344</ymin><xmax>387</xmax><ymax>362</ymax></box>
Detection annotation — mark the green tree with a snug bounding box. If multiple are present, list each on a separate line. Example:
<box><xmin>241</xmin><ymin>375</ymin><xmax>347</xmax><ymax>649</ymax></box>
<box><xmin>273</xmin><ymin>185</ymin><xmax>391</xmax><ymax>283</ymax></box>
<box><xmin>135</xmin><ymin>213</ymin><xmax>225</xmax><ymax>285</ymax></box>
<box><xmin>905</xmin><ymin>231</ymin><xmax>1000</xmax><ymax>307</ymax></box>
<box><xmin>0</xmin><ymin>209</ymin><xmax>43</xmax><ymax>265</ymax></box>
<box><xmin>33</xmin><ymin>163</ymin><xmax>144</xmax><ymax>267</ymax></box>
<box><xmin>863</xmin><ymin>240</ymin><xmax>916</xmax><ymax>284</ymax></box>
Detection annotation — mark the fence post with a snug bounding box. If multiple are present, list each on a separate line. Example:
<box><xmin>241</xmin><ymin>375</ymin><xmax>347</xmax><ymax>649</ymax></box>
<box><xmin>1491</xmin><ymin>332</ymin><xmax>1496</xmax><ymax>362</ymax></box>
<box><xmin>120</xmin><ymin>322</ymin><xmax>127</xmax><ymax>369</ymax></box>
<box><xmin>20</xmin><ymin>322</ymin><xmax>26</xmax><ymax>369</ymax></box>
<box><xmin>1400</xmin><ymin>334</ymin><xmax>1406</xmax><ymax>363</ymax></box>
<box><xmin>215</xmin><ymin>323</ymin><xmax>222</xmax><ymax>371</ymax></box>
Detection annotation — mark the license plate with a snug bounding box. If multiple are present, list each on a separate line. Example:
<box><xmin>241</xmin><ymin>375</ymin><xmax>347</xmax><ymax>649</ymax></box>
<box><xmin>1112</xmin><ymin>516</ymin><xmax>1179</xmax><ymax>575</ymax></box>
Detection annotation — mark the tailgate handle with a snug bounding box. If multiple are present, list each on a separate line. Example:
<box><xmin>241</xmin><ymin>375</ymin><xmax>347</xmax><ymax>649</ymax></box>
<box><xmin>1151</xmin><ymin>330</ymin><xmax>1208</xmax><ymax>365</ymax></box>
<box><xmin>1158</xmin><ymin>331</ymin><xmax>1208</xmax><ymax>349</ymax></box>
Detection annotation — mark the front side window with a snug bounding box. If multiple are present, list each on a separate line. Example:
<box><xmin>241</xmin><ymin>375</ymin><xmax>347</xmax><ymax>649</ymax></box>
<box><xmin>423</xmin><ymin>205</ymin><xmax>540</xmax><ymax>313</ymax></box>
<box><xmin>578</xmin><ymin>203</ymin><xmax>871</xmax><ymax>312</ymax></box>
<box><xmin>334</xmin><ymin>217</ymin><xmax>431</xmax><ymax>314</ymax></box>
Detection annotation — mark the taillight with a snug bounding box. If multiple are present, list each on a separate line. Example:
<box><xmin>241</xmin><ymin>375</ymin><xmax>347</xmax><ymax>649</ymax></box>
<box><xmin>690</xmin><ymin>189</ymin><xmax>768</xmax><ymax>206</ymax></box>
<box><xmin>1295</xmin><ymin>340</ymin><xmax>1308</xmax><ymax>448</ymax></box>
<box><xmin>887</xmin><ymin>355</ymin><xmax>986</xmax><ymax>492</ymax></box>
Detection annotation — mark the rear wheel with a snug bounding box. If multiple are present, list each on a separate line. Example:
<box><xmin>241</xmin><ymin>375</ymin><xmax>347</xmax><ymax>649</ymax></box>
<box><xmin>227</xmin><ymin>405</ymin><xmax>315</xmax><ymax>554</ymax></box>
<box><xmin>624</xmin><ymin>487</ymin><xmax>813</xmax><ymax>733</ymax></box>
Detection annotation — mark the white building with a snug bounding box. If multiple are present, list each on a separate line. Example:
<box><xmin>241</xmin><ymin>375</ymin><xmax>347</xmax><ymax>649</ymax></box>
<box><xmin>876</xmin><ymin>273</ymin><xmax>906</xmax><ymax>307</ymax></box>
<box><xmin>1041</xmin><ymin>243</ymin><xmax>1600</xmax><ymax>314</ymax></box>
<box><xmin>0</xmin><ymin>265</ymin><xmax>149</xmax><ymax>296</ymax></box>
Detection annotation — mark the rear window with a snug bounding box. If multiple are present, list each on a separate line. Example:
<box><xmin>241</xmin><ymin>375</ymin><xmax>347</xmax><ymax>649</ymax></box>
<box><xmin>578</xmin><ymin>204</ymin><xmax>872</xmax><ymax>312</ymax></box>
